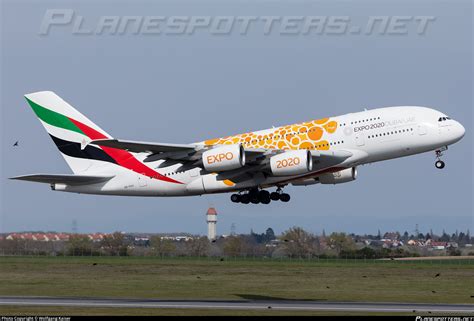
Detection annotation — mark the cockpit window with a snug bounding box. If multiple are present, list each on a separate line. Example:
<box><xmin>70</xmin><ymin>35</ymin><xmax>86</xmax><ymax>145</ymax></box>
<box><xmin>438</xmin><ymin>116</ymin><xmax>451</xmax><ymax>122</ymax></box>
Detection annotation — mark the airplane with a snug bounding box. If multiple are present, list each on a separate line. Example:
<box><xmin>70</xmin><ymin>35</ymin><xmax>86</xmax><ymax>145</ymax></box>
<box><xmin>10</xmin><ymin>91</ymin><xmax>465</xmax><ymax>204</ymax></box>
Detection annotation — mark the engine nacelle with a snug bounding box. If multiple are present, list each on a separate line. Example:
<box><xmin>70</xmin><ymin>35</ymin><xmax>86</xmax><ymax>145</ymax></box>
<box><xmin>202</xmin><ymin>144</ymin><xmax>245</xmax><ymax>172</ymax></box>
<box><xmin>318</xmin><ymin>167</ymin><xmax>357</xmax><ymax>184</ymax></box>
<box><xmin>270</xmin><ymin>150</ymin><xmax>313</xmax><ymax>176</ymax></box>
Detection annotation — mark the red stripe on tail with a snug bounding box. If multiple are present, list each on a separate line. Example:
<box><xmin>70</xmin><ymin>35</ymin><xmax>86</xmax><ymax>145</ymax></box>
<box><xmin>68</xmin><ymin>118</ymin><xmax>183</xmax><ymax>185</ymax></box>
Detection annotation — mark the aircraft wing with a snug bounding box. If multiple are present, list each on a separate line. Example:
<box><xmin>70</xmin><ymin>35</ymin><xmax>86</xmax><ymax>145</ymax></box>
<box><xmin>9</xmin><ymin>174</ymin><xmax>114</xmax><ymax>185</ymax></box>
<box><xmin>91</xmin><ymin>138</ymin><xmax>366</xmax><ymax>182</ymax></box>
<box><xmin>91</xmin><ymin>139</ymin><xmax>198</xmax><ymax>154</ymax></box>
<box><xmin>91</xmin><ymin>139</ymin><xmax>269</xmax><ymax>163</ymax></box>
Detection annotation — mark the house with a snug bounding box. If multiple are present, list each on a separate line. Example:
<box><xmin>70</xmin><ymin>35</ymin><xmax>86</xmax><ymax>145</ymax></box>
<box><xmin>33</xmin><ymin>234</ymin><xmax>47</xmax><ymax>241</ymax></box>
<box><xmin>88</xmin><ymin>233</ymin><xmax>105</xmax><ymax>242</ymax></box>
<box><xmin>45</xmin><ymin>233</ymin><xmax>59</xmax><ymax>241</ymax></box>
<box><xmin>383</xmin><ymin>232</ymin><xmax>400</xmax><ymax>240</ymax></box>
<box><xmin>57</xmin><ymin>233</ymin><xmax>70</xmax><ymax>241</ymax></box>
<box><xmin>430</xmin><ymin>241</ymin><xmax>448</xmax><ymax>250</ymax></box>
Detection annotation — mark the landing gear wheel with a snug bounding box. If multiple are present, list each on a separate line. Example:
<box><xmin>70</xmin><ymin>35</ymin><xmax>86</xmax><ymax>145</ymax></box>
<box><xmin>240</xmin><ymin>194</ymin><xmax>250</xmax><ymax>204</ymax></box>
<box><xmin>248</xmin><ymin>188</ymin><xmax>260</xmax><ymax>204</ymax></box>
<box><xmin>270</xmin><ymin>192</ymin><xmax>280</xmax><ymax>201</ymax></box>
<box><xmin>250</xmin><ymin>197</ymin><xmax>260</xmax><ymax>204</ymax></box>
<box><xmin>230</xmin><ymin>194</ymin><xmax>241</xmax><ymax>203</ymax></box>
<box><xmin>280</xmin><ymin>193</ymin><xmax>291</xmax><ymax>203</ymax></box>
<box><xmin>258</xmin><ymin>190</ymin><xmax>271</xmax><ymax>204</ymax></box>
<box><xmin>435</xmin><ymin>160</ymin><xmax>445</xmax><ymax>169</ymax></box>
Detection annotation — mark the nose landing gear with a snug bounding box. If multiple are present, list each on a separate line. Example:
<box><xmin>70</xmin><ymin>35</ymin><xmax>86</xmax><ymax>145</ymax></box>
<box><xmin>435</xmin><ymin>147</ymin><xmax>447</xmax><ymax>169</ymax></box>
<box><xmin>435</xmin><ymin>160</ymin><xmax>445</xmax><ymax>169</ymax></box>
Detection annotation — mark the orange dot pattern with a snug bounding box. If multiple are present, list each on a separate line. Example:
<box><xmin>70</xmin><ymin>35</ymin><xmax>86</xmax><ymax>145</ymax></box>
<box><xmin>204</xmin><ymin>118</ymin><xmax>338</xmax><ymax>151</ymax></box>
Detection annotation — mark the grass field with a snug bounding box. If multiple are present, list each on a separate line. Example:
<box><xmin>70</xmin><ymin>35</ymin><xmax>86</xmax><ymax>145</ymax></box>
<box><xmin>0</xmin><ymin>256</ymin><xmax>472</xmax><ymax>315</ymax></box>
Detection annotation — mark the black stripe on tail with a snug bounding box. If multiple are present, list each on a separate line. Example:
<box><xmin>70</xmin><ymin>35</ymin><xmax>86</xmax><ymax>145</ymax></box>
<box><xmin>49</xmin><ymin>134</ymin><xmax>117</xmax><ymax>164</ymax></box>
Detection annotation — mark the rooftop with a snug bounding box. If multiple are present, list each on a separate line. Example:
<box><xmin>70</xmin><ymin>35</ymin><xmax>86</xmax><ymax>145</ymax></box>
<box><xmin>207</xmin><ymin>207</ymin><xmax>217</xmax><ymax>215</ymax></box>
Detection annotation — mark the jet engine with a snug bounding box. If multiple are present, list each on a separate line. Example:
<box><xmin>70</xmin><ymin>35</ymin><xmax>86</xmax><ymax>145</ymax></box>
<box><xmin>270</xmin><ymin>150</ymin><xmax>313</xmax><ymax>176</ymax></box>
<box><xmin>318</xmin><ymin>167</ymin><xmax>357</xmax><ymax>184</ymax></box>
<box><xmin>202</xmin><ymin>144</ymin><xmax>245</xmax><ymax>172</ymax></box>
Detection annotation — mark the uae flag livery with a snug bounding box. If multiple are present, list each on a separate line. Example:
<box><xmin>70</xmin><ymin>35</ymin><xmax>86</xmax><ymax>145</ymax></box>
<box><xmin>26</xmin><ymin>92</ymin><xmax>182</xmax><ymax>184</ymax></box>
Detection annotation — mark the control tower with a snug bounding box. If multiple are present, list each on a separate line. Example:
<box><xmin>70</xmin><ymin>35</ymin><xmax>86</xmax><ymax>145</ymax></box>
<box><xmin>206</xmin><ymin>207</ymin><xmax>217</xmax><ymax>241</ymax></box>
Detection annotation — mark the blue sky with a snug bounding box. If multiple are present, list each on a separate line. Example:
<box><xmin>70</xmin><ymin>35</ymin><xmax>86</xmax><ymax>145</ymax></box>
<box><xmin>1</xmin><ymin>0</ymin><xmax>472</xmax><ymax>236</ymax></box>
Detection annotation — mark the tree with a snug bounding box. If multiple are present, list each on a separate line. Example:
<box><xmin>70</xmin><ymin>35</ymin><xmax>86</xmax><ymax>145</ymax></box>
<box><xmin>458</xmin><ymin>232</ymin><xmax>466</xmax><ymax>245</ymax></box>
<box><xmin>448</xmin><ymin>248</ymin><xmax>461</xmax><ymax>256</ymax></box>
<box><xmin>280</xmin><ymin>227</ymin><xmax>318</xmax><ymax>258</ymax></box>
<box><xmin>402</xmin><ymin>231</ymin><xmax>409</xmax><ymax>241</ymax></box>
<box><xmin>223</xmin><ymin>236</ymin><xmax>245</xmax><ymax>257</ymax></box>
<box><xmin>265</xmin><ymin>228</ymin><xmax>276</xmax><ymax>242</ymax></box>
<box><xmin>327</xmin><ymin>232</ymin><xmax>355</xmax><ymax>255</ymax></box>
<box><xmin>101</xmin><ymin>232</ymin><xmax>128</xmax><ymax>256</ymax></box>
<box><xmin>249</xmin><ymin>228</ymin><xmax>276</xmax><ymax>244</ymax></box>
<box><xmin>440</xmin><ymin>231</ymin><xmax>450</xmax><ymax>242</ymax></box>
<box><xmin>342</xmin><ymin>246</ymin><xmax>376</xmax><ymax>259</ymax></box>
<box><xmin>67</xmin><ymin>235</ymin><xmax>94</xmax><ymax>256</ymax></box>
<box><xmin>150</xmin><ymin>237</ymin><xmax>176</xmax><ymax>257</ymax></box>
<box><xmin>185</xmin><ymin>237</ymin><xmax>209</xmax><ymax>257</ymax></box>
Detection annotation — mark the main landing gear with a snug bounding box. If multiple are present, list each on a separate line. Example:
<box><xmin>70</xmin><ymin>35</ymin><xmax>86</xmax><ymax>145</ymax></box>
<box><xmin>435</xmin><ymin>147</ymin><xmax>447</xmax><ymax>169</ymax></box>
<box><xmin>231</xmin><ymin>187</ymin><xmax>290</xmax><ymax>204</ymax></box>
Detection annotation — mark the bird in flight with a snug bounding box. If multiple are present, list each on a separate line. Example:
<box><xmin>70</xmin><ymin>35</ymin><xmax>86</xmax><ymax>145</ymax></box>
<box><xmin>13</xmin><ymin>141</ymin><xmax>19</xmax><ymax>147</ymax></box>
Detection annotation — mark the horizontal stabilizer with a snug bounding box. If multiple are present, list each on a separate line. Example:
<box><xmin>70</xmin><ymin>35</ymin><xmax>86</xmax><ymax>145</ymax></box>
<box><xmin>9</xmin><ymin>174</ymin><xmax>114</xmax><ymax>185</ymax></box>
<box><xmin>91</xmin><ymin>139</ymin><xmax>198</xmax><ymax>154</ymax></box>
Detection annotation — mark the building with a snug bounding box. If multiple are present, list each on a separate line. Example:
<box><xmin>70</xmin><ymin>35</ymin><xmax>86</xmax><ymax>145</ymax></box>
<box><xmin>4</xmin><ymin>232</ymin><xmax>105</xmax><ymax>242</ymax></box>
<box><xmin>206</xmin><ymin>207</ymin><xmax>217</xmax><ymax>241</ymax></box>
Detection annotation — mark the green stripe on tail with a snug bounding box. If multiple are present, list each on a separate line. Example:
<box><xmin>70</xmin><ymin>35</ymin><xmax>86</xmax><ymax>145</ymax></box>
<box><xmin>25</xmin><ymin>97</ymin><xmax>84</xmax><ymax>135</ymax></box>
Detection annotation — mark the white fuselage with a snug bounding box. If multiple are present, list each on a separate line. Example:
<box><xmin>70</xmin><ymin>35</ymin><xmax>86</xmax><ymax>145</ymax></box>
<box><xmin>54</xmin><ymin>106</ymin><xmax>465</xmax><ymax>196</ymax></box>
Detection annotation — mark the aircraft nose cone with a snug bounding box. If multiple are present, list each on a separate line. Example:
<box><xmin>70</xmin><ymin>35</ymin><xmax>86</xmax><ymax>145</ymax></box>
<box><xmin>456</xmin><ymin>121</ymin><xmax>465</xmax><ymax>140</ymax></box>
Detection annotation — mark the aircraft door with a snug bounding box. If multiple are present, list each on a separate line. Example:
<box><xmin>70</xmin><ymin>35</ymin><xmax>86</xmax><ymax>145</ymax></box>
<box><xmin>355</xmin><ymin>132</ymin><xmax>365</xmax><ymax>146</ymax></box>
<box><xmin>418</xmin><ymin>124</ymin><xmax>427</xmax><ymax>135</ymax></box>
